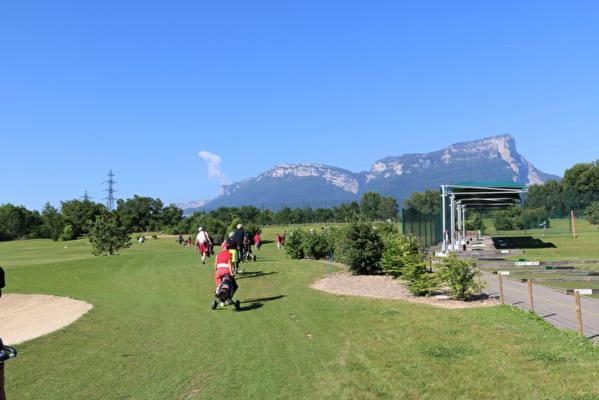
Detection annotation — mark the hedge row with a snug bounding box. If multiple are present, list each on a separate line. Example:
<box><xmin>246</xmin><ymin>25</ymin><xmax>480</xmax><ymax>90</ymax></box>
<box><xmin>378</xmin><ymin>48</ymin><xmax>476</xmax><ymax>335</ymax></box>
<box><xmin>285</xmin><ymin>222</ymin><xmax>482</xmax><ymax>300</ymax></box>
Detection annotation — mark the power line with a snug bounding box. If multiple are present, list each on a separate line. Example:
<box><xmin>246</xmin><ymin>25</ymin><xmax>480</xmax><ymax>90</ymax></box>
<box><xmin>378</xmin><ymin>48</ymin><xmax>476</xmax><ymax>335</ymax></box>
<box><xmin>104</xmin><ymin>170</ymin><xmax>118</xmax><ymax>210</ymax></box>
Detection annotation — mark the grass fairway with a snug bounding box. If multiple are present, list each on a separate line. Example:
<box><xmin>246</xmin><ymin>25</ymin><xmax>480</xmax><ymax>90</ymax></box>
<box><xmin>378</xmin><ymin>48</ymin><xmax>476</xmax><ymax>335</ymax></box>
<box><xmin>3</xmin><ymin>226</ymin><xmax>599</xmax><ymax>399</ymax></box>
<box><xmin>484</xmin><ymin>218</ymin><xmax>599</xmax><ymax>261</ymax></box>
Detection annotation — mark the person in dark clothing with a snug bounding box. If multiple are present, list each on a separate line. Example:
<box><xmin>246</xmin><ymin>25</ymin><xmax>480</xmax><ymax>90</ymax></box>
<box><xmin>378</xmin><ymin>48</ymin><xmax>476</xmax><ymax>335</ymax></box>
<box><xmin>233</xmin><ymin>224</ymin><xmax>246</xmax><ymax>261</ymax></box>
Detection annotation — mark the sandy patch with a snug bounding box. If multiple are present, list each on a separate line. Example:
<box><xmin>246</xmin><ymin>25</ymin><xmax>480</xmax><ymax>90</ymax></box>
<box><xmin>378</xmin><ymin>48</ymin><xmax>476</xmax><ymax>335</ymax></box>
<box><xmin>311</xmin><ymin>272</ymin><xmax>498</xmax><ymax>309</ymax></box>
<box><xmin>0</xmin><ymin>294</ymin><xmax>93</xmax><ymax>345</ymax></box>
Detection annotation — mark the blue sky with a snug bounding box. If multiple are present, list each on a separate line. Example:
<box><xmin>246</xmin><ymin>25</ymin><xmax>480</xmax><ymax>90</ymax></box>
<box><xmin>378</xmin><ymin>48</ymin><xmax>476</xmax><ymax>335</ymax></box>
<box><xmin>1</xmin><ymin>1</ymin><xmax>598</xmax><ymax>210</ymax></box>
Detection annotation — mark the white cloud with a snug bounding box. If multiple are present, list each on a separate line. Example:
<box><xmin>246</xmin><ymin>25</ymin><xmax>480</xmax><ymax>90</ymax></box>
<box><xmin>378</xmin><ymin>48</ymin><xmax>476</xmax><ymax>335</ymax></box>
<box><xmin>198</xmin><ymin>150</ymin><xmax>228</xmax><ymax>184</ymax></box>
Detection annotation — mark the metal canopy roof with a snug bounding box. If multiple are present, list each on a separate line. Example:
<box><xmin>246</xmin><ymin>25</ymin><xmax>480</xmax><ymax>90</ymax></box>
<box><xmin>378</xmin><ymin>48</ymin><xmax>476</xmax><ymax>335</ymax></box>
<box><xmin>446</xmin><ymin>181</ymin><xmax>527</xmax><ymax>209</ymax></box>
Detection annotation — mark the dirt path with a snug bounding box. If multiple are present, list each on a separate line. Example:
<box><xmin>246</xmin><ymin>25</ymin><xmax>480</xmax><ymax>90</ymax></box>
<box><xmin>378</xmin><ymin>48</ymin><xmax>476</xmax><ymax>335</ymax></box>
<box><xmin>312</xmin><ymin>272</ymin><xmax>498</xmax><ymax>309</ymax></box>
<box><xmin>0</xmin><ymin>294</ymin><xmax>93</xmax><ymax>345</ymax></box>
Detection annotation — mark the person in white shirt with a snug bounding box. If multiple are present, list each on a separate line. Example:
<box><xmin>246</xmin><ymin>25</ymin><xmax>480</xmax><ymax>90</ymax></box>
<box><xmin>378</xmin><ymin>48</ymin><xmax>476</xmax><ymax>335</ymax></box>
<box><xmin>195</xmin><ymin>227</ymin><xmax>212</xmax><ymax>264</ymax></box>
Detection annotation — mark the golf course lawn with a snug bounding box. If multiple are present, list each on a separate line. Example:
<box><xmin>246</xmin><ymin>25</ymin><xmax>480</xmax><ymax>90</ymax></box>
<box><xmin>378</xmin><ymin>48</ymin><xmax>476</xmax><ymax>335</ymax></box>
<box><xmin>484</xmin><ymin>218</ymin><xmax>599</xmax><ymax>261</ymax></box>
<box><xmin>3</xmin><ymin>226</ymin><xmax>599</xmax><ymax>399</ymax></box>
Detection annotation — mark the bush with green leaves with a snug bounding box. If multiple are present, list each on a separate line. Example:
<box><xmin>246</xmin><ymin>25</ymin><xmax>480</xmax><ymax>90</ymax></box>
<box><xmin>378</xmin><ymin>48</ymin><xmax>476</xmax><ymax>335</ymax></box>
<box><xmin>373</xmin><ymin>221</ymin><xmax>400</xmax><ymax>239</ymax></box>
<box><xmin>285</xmin><ymin>229</ymin><xmax>306</xmax><ymax>259</ymax></box>
<box><xmin>303</xmin><ymin>229</ymin><xmax>332</xmax><ymax>259</ymax></box>
<box><xmin>402</xmin><ymin>259</ymin><xmax>438</xmax><ymax>296</ymax></box>
<box><xmin>585</xmin><ymin>201</ymin><xmax>599</xmax><ymax>230</ymax></box>
<box><xmin>492</xmin><ymin>207</ymin><xmax>549</xmax><ymax>231</ymax></box>
<box><xmin>465</xmin><ymin>212</ymin><xmax>485</xmax><ymax>232</ymax></box>
<box><xmin>61</xmin><ymin>224</ymin><xmax>75</xmax><ymax>241</ymax></box>
<box><xmin>381</xmin><ymin>233</ymin><xmax>422</xmax><ymax>278</ymax></box>
<box><xmin>335</xmin><ymin>223</ymin><xmax>384</xmax><ymax>275</ymax></box>
<box><xmin>438</xmin><ymin>254</ymin><xmax>483</xmax><ymax>300</ymax></box>
<box><xmin>87</xmin><ymin>213</ymin><xmax>132</xmax><ymax>256</ymax></box>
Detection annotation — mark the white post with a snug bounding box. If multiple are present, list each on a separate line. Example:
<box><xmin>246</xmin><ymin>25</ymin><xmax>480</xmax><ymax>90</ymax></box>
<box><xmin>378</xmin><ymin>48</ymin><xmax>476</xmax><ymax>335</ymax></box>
<box><xmin>461</xmin><ymin>206</ymin><xmax>466</xmax><ymax>246</ymax></box>
<box><xmin>456</xmin><ymin>202</ymin><xmax>462</xmax><ymax>247</ymax></box>
<box><xmin>441</xmin><ymin>185</ymin><xmax>447</xmax><ymax>252</ymax></box>
<box><xmin>450</xmin><ymin>194</ymin><xmax>455</xmax><ymax>250</ymax></box>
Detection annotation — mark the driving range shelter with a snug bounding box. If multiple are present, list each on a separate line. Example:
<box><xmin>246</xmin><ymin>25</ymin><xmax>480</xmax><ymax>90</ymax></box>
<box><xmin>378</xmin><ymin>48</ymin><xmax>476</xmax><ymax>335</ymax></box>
<box><xmin>440</xmin><ymin>181</ymin><xmax>527</xmax><ymax>252</ymax></box>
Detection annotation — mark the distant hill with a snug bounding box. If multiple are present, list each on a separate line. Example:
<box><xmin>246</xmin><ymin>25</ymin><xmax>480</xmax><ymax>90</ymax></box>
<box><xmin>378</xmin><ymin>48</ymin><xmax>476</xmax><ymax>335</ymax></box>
<box><xmin>176</xmin><ymin>200</ymin><xmax>208</xmax><ymax>216</ymax></box>
<box><xmin>191</xmin><ymin>135</ymin><xmax>559</xmax><ymax>212</ymax></box>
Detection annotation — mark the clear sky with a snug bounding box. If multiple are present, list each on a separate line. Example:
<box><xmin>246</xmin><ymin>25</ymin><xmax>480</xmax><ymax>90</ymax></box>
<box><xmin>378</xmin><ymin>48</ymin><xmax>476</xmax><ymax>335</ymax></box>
<box><xmin>1</xmin><ymin>1</ymin><xmax>598</xmax><ymax>210</ymax></box>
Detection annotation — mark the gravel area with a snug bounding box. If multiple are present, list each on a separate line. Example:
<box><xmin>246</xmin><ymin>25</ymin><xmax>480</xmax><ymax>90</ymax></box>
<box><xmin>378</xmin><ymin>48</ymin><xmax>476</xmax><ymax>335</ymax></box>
<box><xmin>311</xmin><ymin>272</ymin><xmax>498</xmax><ymax>309</ymax></box>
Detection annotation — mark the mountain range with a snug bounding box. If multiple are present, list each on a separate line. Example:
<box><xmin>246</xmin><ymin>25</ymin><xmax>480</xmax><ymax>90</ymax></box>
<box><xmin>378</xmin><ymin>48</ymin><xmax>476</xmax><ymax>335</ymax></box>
<box><xmin>186</xmin><ymin>135</ymin><xmax>559</xmax><ymax>213</ymax></box>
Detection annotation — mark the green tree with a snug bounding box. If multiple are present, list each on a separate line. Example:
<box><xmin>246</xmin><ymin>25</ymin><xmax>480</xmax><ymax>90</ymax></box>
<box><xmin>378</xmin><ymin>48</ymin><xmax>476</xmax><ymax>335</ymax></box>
<box><xmin>404</xmin><ymin>190</ymin><xmax>441</xmax><ymax>214</ymax></box>
<box><xmin>585</xmin><ymin>202</ymin><xmax>599</xmax><ymax>230</ymax></box>
<box><xmin>562</xmin><ymin>161</ymin><xmax>599</xmax><ymax>212</ymax></box>
<box><xmin>333</xmin><ymin>202</ymin><xmax>360</xmax><ymax>222</ymax></box>
<box><xmin>61</xmin><ymin>199</ymin><xmax>106</xmax><ymax>238</ymax></box>
<box><xmin>115</xmin><ymin>196</ymin><xmax>164</xmax><ymax>233</ymax></box>
<box><xmin>61</xmin><ymin>224</ymin><xmax>75</xmax><ymax>241</ymax></box>
<box><xmin>284</xmin><ymin>229</ymin><xmax>306</xmax><ymax>259</ymax></box>
<box><xmin>526</xmin><ymin>180</ymin><xmax>566</xmax><ymax>217</ymax></box>
<box><xmin>41</xmin><ymin>202</ymin><xmax>65</xmax><ymax>241</ymax></box>
<box><xmin>465</xmin><ymin>211</ymin><xmax>485</xmax><ymax>232</ymax></box>
<box><xmin>238</xmin><ymin>206</ymin><xmax>261</xmax><ymax>224</ymax></box>
<box><xmin>160</xmin><ymin>204</ymin><xmax>184</xmax><ymax>229</ymax></box>
<box><xmin>0</xmin><ymin>204</ymin><xmax>42</xmax><ymax>240</ymax></box>
<box><xmin>335</xmin><ymin>223</ymin><xmax>384</xmax><ymax>275</ymax></box>
<box><xmin>360</xmin><ymin>192</ymin><xmax>383</xmax><ymax>221</ymax></box>
<box><xmin>87</xmin><ymin>213</ymin><xmax>132</xmax><ymax>256</ymax></box>
<box><xmin>256</xmin><ymin>209</ymin><xmax>274</xmax><ymax>225</ymax></box>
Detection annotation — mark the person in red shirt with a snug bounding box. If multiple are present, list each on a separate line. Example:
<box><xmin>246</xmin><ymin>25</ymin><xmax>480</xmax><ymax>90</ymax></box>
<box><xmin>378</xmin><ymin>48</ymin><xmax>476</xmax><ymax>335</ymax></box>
<box><xmin>214</xmin><ymin>243</ymin><xmax>238</xmax><ymax>297</ymax></box>
<box><xmin>275</xmin><ymin>233</ymin><xmax>282</xmax><ymax>249</ymax></box>
<box><xmin>253</xmin><ymin>232</ymin><xmax>262</xmax><ymax>251</ymax></box>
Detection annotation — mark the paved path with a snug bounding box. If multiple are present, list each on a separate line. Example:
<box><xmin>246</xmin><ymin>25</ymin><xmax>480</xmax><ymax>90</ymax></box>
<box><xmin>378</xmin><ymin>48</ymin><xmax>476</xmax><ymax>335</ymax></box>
<box><xmin>482</xmin><ymin>271</ymin><xmax>599</xmax><ymax>340</ymax></box>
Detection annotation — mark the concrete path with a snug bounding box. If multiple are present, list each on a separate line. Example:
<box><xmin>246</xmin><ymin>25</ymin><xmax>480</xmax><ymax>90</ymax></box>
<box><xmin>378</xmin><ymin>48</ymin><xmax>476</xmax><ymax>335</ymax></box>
<box><xmin>482</xmin><ymin>271</ymin><xmax>599</xmax><ymax>340</ymax></box>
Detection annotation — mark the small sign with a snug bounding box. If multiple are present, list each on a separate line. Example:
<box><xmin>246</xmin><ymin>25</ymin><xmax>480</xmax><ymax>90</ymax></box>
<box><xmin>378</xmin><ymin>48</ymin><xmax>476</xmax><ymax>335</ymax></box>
<box><xmin>497</xmin><ymin>271</ymin><xmax>510</xmax><ymax>276</ymax></box>
<box><xmin>515</xmin><ymin>261</ymin><xmax>540</xmax><ymax>266</ymax></box>
<box><xmin>575</xmin><ymin>289</ymin><xmax>593</xmax><ymax>295</ymax></box>
<box><xmin>500</xmin><ymin>250</ymin><xmax>510</xmax><ymax>254</ymax></box>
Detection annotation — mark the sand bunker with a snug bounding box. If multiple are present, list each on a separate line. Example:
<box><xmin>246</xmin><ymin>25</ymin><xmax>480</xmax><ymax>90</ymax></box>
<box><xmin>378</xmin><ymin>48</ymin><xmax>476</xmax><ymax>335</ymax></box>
<box><xmin>311</xmin><ymin>272</ymin><xmax>498</xmax><ymax>309</ymax></box>
<box><xmin>0</xmin><ymin>294</ymin><xmax>93</xmax><ymax>345</ymax></box>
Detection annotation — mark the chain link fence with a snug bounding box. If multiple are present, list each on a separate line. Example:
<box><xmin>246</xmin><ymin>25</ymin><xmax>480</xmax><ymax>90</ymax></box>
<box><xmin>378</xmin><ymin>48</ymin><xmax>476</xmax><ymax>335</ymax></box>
<box><xmin>401</xmin><ymin>208</ymin><xmax>442</xmax><ymax>248</ymax></box>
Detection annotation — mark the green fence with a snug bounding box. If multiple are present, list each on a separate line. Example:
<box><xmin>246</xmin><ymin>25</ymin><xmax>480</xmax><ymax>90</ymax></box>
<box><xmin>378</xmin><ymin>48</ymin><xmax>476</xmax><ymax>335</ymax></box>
<box><xmin>402</xmin><ymin>208</ymin><xmax>442</xmax><ymax>248</ymax></box>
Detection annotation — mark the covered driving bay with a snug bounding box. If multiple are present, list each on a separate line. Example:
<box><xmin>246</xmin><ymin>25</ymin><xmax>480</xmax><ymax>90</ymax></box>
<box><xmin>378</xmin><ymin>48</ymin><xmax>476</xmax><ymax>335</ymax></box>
<box><xmin>440</xmin><ymin>181</ymin><xmax>527</xmax><ymax>253</ymax></box>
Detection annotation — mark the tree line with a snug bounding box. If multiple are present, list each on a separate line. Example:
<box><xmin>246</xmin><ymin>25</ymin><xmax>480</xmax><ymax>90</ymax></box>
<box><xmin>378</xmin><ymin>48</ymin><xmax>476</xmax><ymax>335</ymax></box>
<box><xmin>526</xmin><ymin>160</ymin><xmax>599</xmax><ymax>218</ymax></box>
<box><xmin>0</xmin><ymin>192</ymin><xmax>399</xmax><ymax>242</ymax></box>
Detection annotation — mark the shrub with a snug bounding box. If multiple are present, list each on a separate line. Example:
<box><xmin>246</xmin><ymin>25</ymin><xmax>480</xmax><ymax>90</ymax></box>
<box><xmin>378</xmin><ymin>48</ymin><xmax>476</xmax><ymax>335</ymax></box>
<box><xmin>303</xmin><ymin>229</ymin><xmax>332</xmax><ymax>259</ymax></box>
<box><xmin>492</xmin><ymin>207</ymin><xmax>550</xmax><ymax>231</ymax></box>
<box><xmin>244</xmin><ymin>223</ymin><xmax>262</xmax><ymax>243</ymax></box>
<box><xmin>61</xmin><ymin>224</ymin><xmax>76</xmax><ymax>241</ymax></box>
<box><xmin>465</xmin><ymin>212</ymin><xmax>485</xmax><ymax>232</ymax></box>
<box><xmin>522</xmin><ymin>208</ymin><xmax>550</xmax><ymax>229</ymax></box>
<box><xmin>285</xmin><ymin>229</ymin><xmax>306</xmax><ymax>259</ymax></box>
<box><xmin>585</xmin><ymin>201</ymin><xmax>599</xmax><ymax>230</ymax></box>
<box><xmin>335</xmin><ymin>223</ymin><xmax>384</xmax><ymax>275</ymax></box>
<box><xmin>402</xmin><ymin>259</ymin><xmax>438</xmax><ymax>296</ymax></box>
<box><xmin>381</xmin><ymin>233</ymin><xmax>422</xmax><ymax>277</ymax></box>
<box><xmin>373</xmin><ymin>221</ymin><xmax>400</xmax><ymax>239</ymax></box>
<box><xmin>438</xmin><ymin>254</ymin><xmax>483</xmax><ymax>300</ymax></box>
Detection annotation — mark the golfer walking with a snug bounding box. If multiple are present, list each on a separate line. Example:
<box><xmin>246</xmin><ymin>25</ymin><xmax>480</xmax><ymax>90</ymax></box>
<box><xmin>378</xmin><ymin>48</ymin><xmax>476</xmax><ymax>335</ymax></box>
<box><xmin>195</xmin><ymin>227</ymin><xmax>212</xmax><ymax>264</ymax></box>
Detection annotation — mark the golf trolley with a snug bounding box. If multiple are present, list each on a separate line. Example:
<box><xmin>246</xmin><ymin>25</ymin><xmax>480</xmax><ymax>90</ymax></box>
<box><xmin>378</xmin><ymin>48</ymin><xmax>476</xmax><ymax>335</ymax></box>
<box><xmin>211</xmin><ymin>274</ymin><xmax>240</xmax><ymax>311</ymax></box>
<box><xmin>0</xmin><ymin>340</ymin><xmax>16</xmax><ymax>364</ymax></box>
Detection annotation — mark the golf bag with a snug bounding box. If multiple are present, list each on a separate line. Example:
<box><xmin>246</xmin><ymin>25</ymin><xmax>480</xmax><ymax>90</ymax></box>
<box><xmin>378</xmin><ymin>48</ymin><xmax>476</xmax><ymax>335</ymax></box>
<box><xmin>212</xmin><ymin>274</ymin><xmax>240</xmax><ymax>310</ymax></box>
